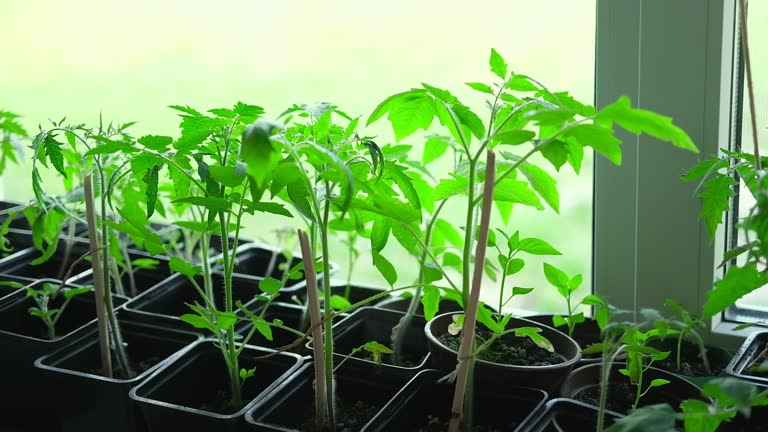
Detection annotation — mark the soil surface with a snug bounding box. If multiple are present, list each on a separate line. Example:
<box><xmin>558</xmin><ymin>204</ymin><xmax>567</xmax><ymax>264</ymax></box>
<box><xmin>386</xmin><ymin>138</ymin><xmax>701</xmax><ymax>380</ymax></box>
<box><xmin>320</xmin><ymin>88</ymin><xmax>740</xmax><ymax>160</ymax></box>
<box><xmin>293</xmin><ymin>399</ymin><xmax>380</xmax><ymax>432</ymax></box>
<box><xmin>92</xmin><ymin>355</ymin><xmax>162</xmax><ymax>378</ymax></box>
<box><xmin>411</xmin><ymin>415</ymin><xmax>518</xmax><ymax>432</ymax></box>
<box><xmin>439</xmin><ymin>329</ymin><xmax>564</xmax><ymax>366</ymax></box>
<box><xmin>656</xmin><ymin>355</ymin><xmax>724</xmax><ymax>378</ymax></box>
<box><xmin>573</xmin><ymin>382</ymin><xmax>637</xmax><ymax>414</ymax></box>
<box><xmin>199</xmin><ymin>389</ymin><xmax>239</xmax><ymax>413</ymax></box>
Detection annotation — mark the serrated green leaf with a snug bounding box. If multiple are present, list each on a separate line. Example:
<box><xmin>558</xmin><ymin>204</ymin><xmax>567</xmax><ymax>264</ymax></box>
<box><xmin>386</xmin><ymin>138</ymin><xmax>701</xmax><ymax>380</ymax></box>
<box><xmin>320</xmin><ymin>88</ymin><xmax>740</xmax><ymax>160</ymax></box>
<box><xmin>518</xmin><ymin>238</ymin><xmax>561</xmax><ymax>255</ymax></box>
<box><xmin>565</xmin><ymin>124</ymin><xmax>622</xmax><ymax>165</ymax></box>
<box><xmin>173</xmin><ymin>196</ymin><xmax>231</xmax><ymax>213</ymax></box>
<box><xmin>518</xmin><ymin>164</ymin><xmax>559</xmax><ymax>213</ymax></box>
<box><xmin>465</xmin><ymin>82</ymin><xmax>494</xmax><ymax>94</ymax></box>
<box><xmin>698</xmin><ymin>174</ymin><xmax>737</xmax><ymax>239</ymax></box>
<box><xmin>493</xmin><ymin>179</ymin><xmax>543</xmax><ymax>209</ymax></box>
<box><xmin>540</xmin><ymin>140</ymin><xmax>570</xmax><ymax>171</ymax></box>
<box><xmin>422</xmin><ymin>285</ymin><xmax>440</xmax><ymax>320</ymax></box>
<box><xmin>704</xmin><ymin>264</ymin><xmax>768</xmax><ymax>317</ymax></box>
<box><xmin>493</xmin><ymin>130</ymin><xmax>536</xmax><ymax>146</ymax></box>
<box><xmin>423</xmin><ymin>137</ymin><xmax>449</xmax><ymax>165</ymax></box>
<box><xmin>433</xmin><ymin>176</ymin><xmax>468</xmax><ymax>201</ymax></box>
<box><xmin>259</xmin><ymin>277</ymin><xmax>282</xmax><ymax>295</ymax></box>
<box><xmin>169</xmin><ymin>257</ymin><xmax>202</xmax><ymax>278</ymax></box>
<box><xmin>373</xmin><ymin>252</ymin><xmax>397</xmax><ymax>286</ymax></box>
<box><xmin>489</xmin><ymin>48</ymin><xmax>507</xmax><ymax>79</ymax></box>
<box><xmin>143</xmin><ymin>164</ymin><xmax>162</xmax><ymax>218</ymax></box>
<box><xmin>597</xmin><ymin>96</ymin><xmax>698</xmax><ymax>153</ymax></box>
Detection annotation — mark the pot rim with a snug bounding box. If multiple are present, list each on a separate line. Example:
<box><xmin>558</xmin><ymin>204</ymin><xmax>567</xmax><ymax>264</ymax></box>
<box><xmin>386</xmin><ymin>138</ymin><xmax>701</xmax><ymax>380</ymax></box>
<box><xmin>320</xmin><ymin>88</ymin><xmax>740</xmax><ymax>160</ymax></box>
<box><xmin>425</xmin><ymin>311</ymin><xmax>582</xmax><ymax>370</ymax></box>
<box><xmin>128</xmin><ymin>338</ymin><xmax>304</xmax><ymax>420</ymax></box>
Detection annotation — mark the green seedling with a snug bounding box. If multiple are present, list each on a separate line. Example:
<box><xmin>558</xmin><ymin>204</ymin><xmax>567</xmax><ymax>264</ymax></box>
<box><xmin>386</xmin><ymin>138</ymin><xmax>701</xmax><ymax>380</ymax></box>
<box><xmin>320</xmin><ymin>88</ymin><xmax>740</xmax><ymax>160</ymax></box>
<box><xmin>606</xmin><ymin>378</ymin><xmax>768</xmax><ymax>432</ymax></box>
<box><xmin>657</xmin><ymin>299</ymin><xmax>712</xmax><ymax>375</ymax></box>
<box><xmin>544</xmin><ymin>261</ymin><xmax>609</xmax><ymax>337</ymax></box>
<box><xmin>24</xmin><ymin>282</ymin><xmax>92</xmax><ymax>340</ymax></box>
<box><xmin>585</xmin><ymin>309</ymin><xmax>673</xmax><ymax>432</ymax></box>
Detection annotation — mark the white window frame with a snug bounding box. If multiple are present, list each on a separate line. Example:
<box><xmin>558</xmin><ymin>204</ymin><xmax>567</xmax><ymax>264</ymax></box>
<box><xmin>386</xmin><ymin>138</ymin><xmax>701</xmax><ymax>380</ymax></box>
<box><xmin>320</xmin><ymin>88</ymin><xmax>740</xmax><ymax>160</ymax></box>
<box><xmin>594</xmin><ymin>0</ymin><xmax>747</xmax><ymax>348</ymax></box>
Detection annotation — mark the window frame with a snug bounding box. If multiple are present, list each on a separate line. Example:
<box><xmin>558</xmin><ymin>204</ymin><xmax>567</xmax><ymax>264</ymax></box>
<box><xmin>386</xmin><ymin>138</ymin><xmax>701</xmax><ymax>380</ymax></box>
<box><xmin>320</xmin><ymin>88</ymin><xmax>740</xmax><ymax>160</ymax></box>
<box><xmin>593</xmin><ymin>0</ymin><xmax>747</xmax><ymax>348</ymax></box>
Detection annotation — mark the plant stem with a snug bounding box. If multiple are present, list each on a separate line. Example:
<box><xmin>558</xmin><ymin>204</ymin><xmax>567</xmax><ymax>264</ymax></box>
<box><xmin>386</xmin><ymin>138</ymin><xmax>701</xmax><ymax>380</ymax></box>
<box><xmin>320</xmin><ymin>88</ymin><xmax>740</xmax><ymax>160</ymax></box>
<box><xmin>300</xmin><ymin>229</ymin><xmax>329</xmax><ymax>431</ymax></box>
<box><xmin>461</xmin><ymin>161</ymin><xmax>477</xmax><ymax>305</ymax></box>
<box><xmin>392</xmin><ymin>201</ymin><xmax>446</xmax><ymax>365</ymax></box>
<box><xmin>218</xmin><ymin>211</ymin><xmax>242</xmax><ymax>408</ymax></box>
<box><xmin>676</xmin><ymin>332</ymin><xmax>684</xmax><ymax>372</ymax></box>
<box><xmin>56</xmin><ymin>217</ymin><xmax>77</xmax><ymax>280</ymax></box>
<box><xmin>120</xmin><ymin>242</ymin><xmax>137</xmax><ymax>297</ymax></box>
<box><xmin>320</xmin><ymin>184</ymin><xmax>336</xmax><ymax>431</ymax></box>
<box><xmin>97</xmin><ymin>163</ymin><xmax>133</xmax><ymax>379</ymax></box>
<box><xmin>83</xmin><ymin>173</ymin><xmax>113</xmax><ymax>378</ymax></box>
<box><xmin>449</xmin><ymin>151</ymin><xmax>496</xmax><ymax>432</ymax></box>
<box><xmin>597</xmin><ymin>343</ymin><xmax>626</xmax><ymax>432</ymax></box>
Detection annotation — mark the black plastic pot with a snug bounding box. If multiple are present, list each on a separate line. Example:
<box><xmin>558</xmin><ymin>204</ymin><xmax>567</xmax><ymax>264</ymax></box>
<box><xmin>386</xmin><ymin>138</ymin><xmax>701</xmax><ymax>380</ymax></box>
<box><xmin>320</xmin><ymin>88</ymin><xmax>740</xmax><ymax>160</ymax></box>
<box><xmin>377</xmin><ymin>295</ymin><xmax>464</xmax><ymax>316</ymax></box>
<box><xmin>35</xmin><ymin>320</ymin><xmax>202</xmax><ymax>432</ymax></box>
<box><xmin>0</xmin><ymin>280</ymin><xmax>128</xmax><ymax>430</ymax></box>
<box><xmin>724</xmin><ymin>403</ymin><xmax>768</xmax><ymax>432</ymax></box>
<box><xmin>365</xmin><ymin>368</ymin><xmax>547</xmax><ymax>431</ymax></box>
<box><xmin>236</xmin><ymin>302</ymin><xmax>312</xmax><ymax>357</ymax></box>
<box><xmin>426</xmin><ymin>312</ymin><xmax>581</xmax><ymax>394</ymax></box>
<box><xmin>648</xmin><ymin>337</ymin><xmax>733</xmax><ymax>387</ymax></box>
<box><xmin>129</xmin><ymin>339</ymin><xmax>304</xmax><ymax>432</ymax></box>
<box><xmin>0</xmin><ymin>229</ymin><xmax>37</xmax><ymax>260</ymax></box>
<box><xmin>70</xmin><ymin>251</ymin><xmax>177</xmax><ymax>298</ymax></box>
<box><xmin>726</xmin><ymin>331</ymin><xmax>768</xmax><ymax>387</ymax></box>
<box><xmin>318</xmin><ymin>283</ymin><xmax>388</xmax><ymax>308</ymax></box>
<box><xmin>0</xmin><ymin>199</ymin><xmax>24</xmax><ymax>214</ymax></box>
<box><xmin>228</xmin><ymin>243</ymin><xmax>332</xmax><ymax>301</ymax></box>
<box><xmin>527</xmin><ymin>314</ymin><xmax>604</xmax><ymax>365</ymax></box>
<box><xmin>330</xmin><ymin>306</ymin><xmax>430</xmax><ymax>370</ymax></box>
<box><xmin>0</xmin><ymin>274</ymin><xmax>33</xmax><ymax>301</ymax></box>
<box><xmin>0</xmin><ymin>236</ymin><xmax>93</xmax><ymax>281</ymax></box>
<box><xmin>122</xmin><ymin>272</ymin><xmax>263</xmax><ymax>329</ymax></box>
<box><xmin>516</xmin><ymin>398</ymin><xmax>623</xmax><ymax>432</ymax></box>
<box><xmin>560</xmin><ymin>362</ymin><xmax>703</xmax><ymax>414</ymax></box>
<box><xmin>246</xmin><ymin>360</ymin><xmax>417</xmax><ymax>431</ymax></box>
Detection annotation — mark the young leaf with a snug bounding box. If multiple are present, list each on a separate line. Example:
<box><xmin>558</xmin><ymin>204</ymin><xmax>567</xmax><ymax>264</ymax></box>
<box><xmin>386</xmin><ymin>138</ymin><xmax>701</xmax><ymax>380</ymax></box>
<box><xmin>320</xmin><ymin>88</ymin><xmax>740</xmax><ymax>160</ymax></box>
<box><xmin>423</xmin><ymin>137</ymin><xmax>449</xmax><ymax>165</ymax></box>
<box><xmin>703</xmin><ymin>264</ymin><xmax>768</xmax><ymax>317</ymax></box>
<box><xmin>373</xmin><ymin>252</ymin><xmax>397</xmax><ymax>286</ymax></box>
<box><xmin>143</xmin><ymin>164</ymin><xmax>162</xmax><ymax>218</ymax></box>
<box><xmin>493</xmin><ymin>179</ymin><xmax>544</xmax><ymax>209</ymax></box>
<box><xmin>492</xmin><ymin>130</ymin><xmax>536</xmax><ymax>146</ymax></box>
<box><xmin>370</xmin><ymin>216</ymin><xmax>391</xmax><ymax>253</ymax></box>
<box><xmin>518</xmin><ymin>238</ymin><xmax>561</xmax><ymax>255</ymax></box>
<box><xmin>421</xmin><ymin>285</ymin><xmax>440</xmax><ymax>320</ymax></box>
<box><xmin>697</xmin><ymin>174</ymin><xmax>737</xmax><ymax>239</ymax></box>
<box><xmin>489</xmin><ymin>48</ymin><xmax>508</xmax><ymax>79</ymax></box>
<box><xmin>564</xmin><ymin>124</ymin><xmax>622</xmax><ymax>165</ymax></box>
<box><xmin>330</xmin><ymin>295</ymin><xmax>352</xmax><ymax>310</ymax></box>
<box><xmin>169</xmin><ymin>257</ymin><xmax>202</xmax><ymax>278</ymax></box>
<box><xmin>258</xmin><ymin>277</ymin><xmax>283</xmax><ymax>295</ymax></box>
<box><xmin>63</xmin><ymin>286</ymin><xmax>93</xmax><ymax>299</ymax></box>
<box><xmin>544</xmin><ymin>262</ymin><xmax>570</xmax><ymax>297</ymax></box>
<box><xmin>596</xmin><ymin>96</ymin><xmax>698</xmax><ymax>153</ymax></box>
<box><xmin>513</xmin><ymin>327</ymin><xmax>554</xmax><ymax>352</ymax></box>
<box><xmin>465</xmin><ymin>82</ymin><xmax>494</xmax><ymax>95</ymax></box>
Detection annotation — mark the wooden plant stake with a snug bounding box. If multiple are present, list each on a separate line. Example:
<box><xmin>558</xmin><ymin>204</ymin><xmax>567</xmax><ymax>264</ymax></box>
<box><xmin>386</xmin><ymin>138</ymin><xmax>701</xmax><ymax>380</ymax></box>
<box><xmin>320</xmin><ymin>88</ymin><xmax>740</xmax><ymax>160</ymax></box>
<box><xmin>448</xmin><ymin>151</ymin><xmax>496</xmax><ymax>432</ymax></box>
<box><xmin>298</xmin><ymin>230</ymin><xmax>328</xmax><ymax>431</ymax></box>
<box><xmin>84</xmin><ymin>173</ymin><xmax>112</xmax><ymax>378</ymax></box>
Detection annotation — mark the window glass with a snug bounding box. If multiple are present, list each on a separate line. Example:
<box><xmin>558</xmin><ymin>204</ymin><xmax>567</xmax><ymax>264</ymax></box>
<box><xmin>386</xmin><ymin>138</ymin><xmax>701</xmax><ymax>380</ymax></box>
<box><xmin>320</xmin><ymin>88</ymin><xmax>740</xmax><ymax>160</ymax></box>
<box><xmin>0</xmin><ymin>0</ymin><xmax>595</xmax><ymax>312</ymax></box>
<box><xmin>733</xmin><ymin>0</ymin><xmax>768</xmax><ymax>312</ymax></box>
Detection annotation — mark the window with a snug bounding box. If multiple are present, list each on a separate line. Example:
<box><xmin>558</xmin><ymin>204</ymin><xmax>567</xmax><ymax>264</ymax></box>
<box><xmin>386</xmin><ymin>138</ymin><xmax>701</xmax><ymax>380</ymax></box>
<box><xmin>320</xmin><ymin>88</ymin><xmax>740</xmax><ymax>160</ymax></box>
<box><xmin>0</xmin><ymin>0</ymin><xmax>596</xmax><ymax>311</ymax></box>
<box><xmin>727</xmin><ymin>0</ymin><xmax>768</xmax><ymax>317</ymax></box>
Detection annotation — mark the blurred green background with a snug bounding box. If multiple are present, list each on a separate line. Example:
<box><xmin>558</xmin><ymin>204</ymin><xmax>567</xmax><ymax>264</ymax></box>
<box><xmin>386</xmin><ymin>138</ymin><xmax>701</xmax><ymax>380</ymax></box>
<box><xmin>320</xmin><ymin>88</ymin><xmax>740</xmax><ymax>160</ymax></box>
<box><xmin>0</xmin><ymin>0</ymin><xmax>596</xmax><ymax>313</ymax></box>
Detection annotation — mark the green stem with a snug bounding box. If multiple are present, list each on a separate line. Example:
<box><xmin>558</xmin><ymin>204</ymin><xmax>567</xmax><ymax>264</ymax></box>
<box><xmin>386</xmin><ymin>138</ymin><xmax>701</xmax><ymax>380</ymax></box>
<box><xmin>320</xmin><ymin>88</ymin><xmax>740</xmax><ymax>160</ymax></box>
<box><xmin>462</xmin><ymin>162</ymin><xmax>477</xmax><ymax>305</ymax></box>
<box><xmin>392</xmin><ymin>200</ymin><xmax>446</xmax><ymax>365</ymax></box>
<box><xmin>218</xmin><ymin>211</ymin><xmax>242</xmax><ymax>408</ymax></box>
<box><xmin>676</xmin><ymin>332</ymin><xmax>684</xmax><ymax>372</ymax></box>
<box><xmin>320</xmin><ymin>186</ymin><xmax>336</xmax><ymax>431</ymax></box>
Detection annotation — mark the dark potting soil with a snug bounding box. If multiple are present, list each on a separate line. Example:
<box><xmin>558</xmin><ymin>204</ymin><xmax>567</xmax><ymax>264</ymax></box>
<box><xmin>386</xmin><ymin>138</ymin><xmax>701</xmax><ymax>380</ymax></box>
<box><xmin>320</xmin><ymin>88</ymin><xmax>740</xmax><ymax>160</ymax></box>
<box><xmin>360</xmin><ymin>350</ymin><xmax>425</xmax><ymax>368</ymax></box>
<box><xmin>412</xmin><ymin>415</ymin><xmax>516</xmax><ymax>432</ymax></box>
<box><xmin>573</xmin><ymin>382</ymin><xmax>637</xmax><ymax>413</ymax></box>
<box><xmin>91</xmin><ymin>355</ymin><xmax>163</xmax><ymax>378</ymax></box>
<box><xmin>200</xmin><ymin>389</ymin><xmax>241</xmax><ymax>413</ymax></box>
<box><xmin>292</xmin><ymin>399</ymin><xmax>380</xmax><ymax>432</ymax></box>
<box><xmin>656</xmin><ymin>354</ymin><xmax>725</xmax><ymax>378</ymax></box>
<box><xmin>438</xmin><ymin>330</ymin><xmax>564</xmax><ymax>366</ymax></box>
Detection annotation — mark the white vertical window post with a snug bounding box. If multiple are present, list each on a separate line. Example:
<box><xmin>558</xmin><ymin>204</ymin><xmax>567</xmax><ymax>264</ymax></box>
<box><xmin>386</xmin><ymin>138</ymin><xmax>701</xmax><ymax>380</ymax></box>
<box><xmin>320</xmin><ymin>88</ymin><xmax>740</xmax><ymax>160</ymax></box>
<box><xmin>594</xmin><ymin>0</ymin><xmax>742</xmax><ymax>347</ymax></box>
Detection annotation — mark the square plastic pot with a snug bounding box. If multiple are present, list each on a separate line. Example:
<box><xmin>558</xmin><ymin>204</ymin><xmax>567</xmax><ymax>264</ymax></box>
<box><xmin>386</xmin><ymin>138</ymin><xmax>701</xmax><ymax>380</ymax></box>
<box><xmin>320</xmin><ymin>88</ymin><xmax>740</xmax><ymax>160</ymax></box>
<box><xmin>0</xmin><ymin>279</ymin><xmax>128</xmax><ymax>429</ymax></box>
<box><xmin>129</xmin><ymin>339</ymin><xmax>304</xmax><ymax>432</ymax></box>
<box><xmin>70</xmin><ymin>250</ymin><xmax>177</xmax><ymax>298</ymax></box>
<box><xmin>365</xmin><ymin>369</ymin><xmax>548</xmax><ymax>431</ymax></box>
<box><xmin>122</xmin><ymin>272</ymin><xmax>262</xmax><ymax>329</ymax></box>
<box><xmin>0</xmin><ymin>274</ymin><xmax>34</xmax><ymax>302</ymax></box>
<box><xmin>35</xmin><ymin>320</ymin><xmax>202</xmax><ymax>432</ymax></box>
<box><xmin>246</xmin><ymin>360</ymin><xmax>417</xmax><ymax>431</ymax></box>
<box><xmin>515</xmin><ymin>398</ymin><xmax>623</xmax><ymax>432</ymax></box>
<box><xmin>0</xmin><ymin>236</ymin><xmax>93</xmax><ymax>281</ymax></box>
<box><xmin>726</xmin><ymin>331</ymin><xmax>768</xmax><ymax>387</ymax></box>
<box><xmin>328</xmin><ymin>306</ymin><xmax>430</xmax><ymax>370</ymax></box>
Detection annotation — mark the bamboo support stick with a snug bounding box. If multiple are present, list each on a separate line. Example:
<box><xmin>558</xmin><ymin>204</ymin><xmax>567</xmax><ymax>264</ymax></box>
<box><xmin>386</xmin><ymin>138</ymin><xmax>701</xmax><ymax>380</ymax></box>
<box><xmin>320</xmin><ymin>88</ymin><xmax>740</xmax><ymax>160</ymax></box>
<box><xmin>449</xmin><ymin>151</ymin><xmax>496</xmax><ymax>432</ymax></box>
<box><xmin>84</xmin><ymin>173</ymin><xmax>112</xmax><ymax>378</ymax></box>
<box><xmin>298</xmin><ymin>230</ymin><xmax>328</xmax><ymax>431</ymax></box>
